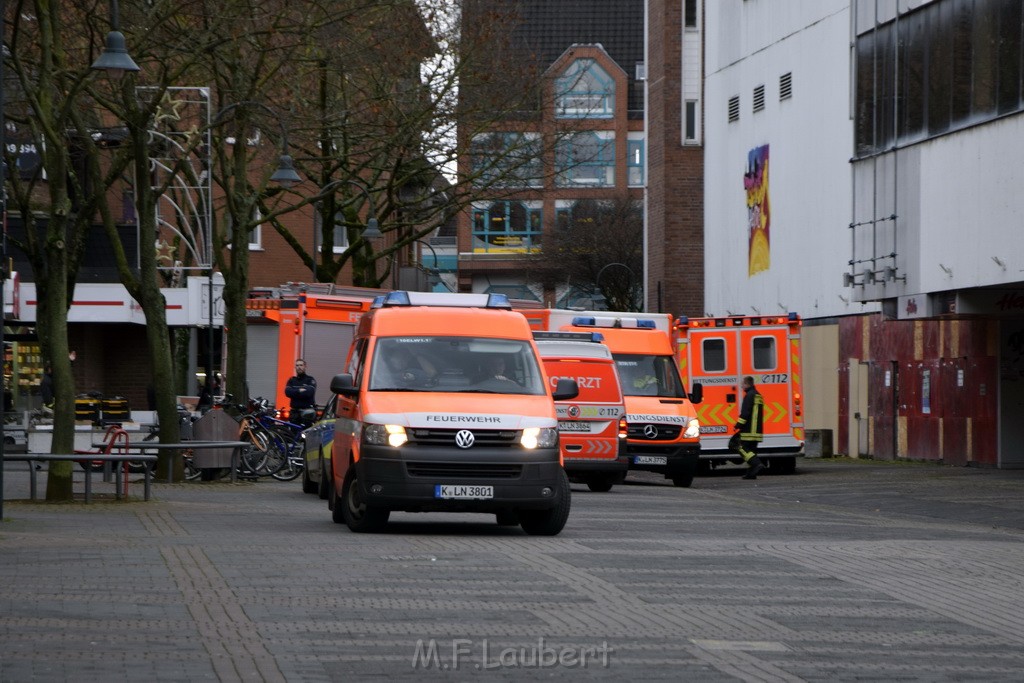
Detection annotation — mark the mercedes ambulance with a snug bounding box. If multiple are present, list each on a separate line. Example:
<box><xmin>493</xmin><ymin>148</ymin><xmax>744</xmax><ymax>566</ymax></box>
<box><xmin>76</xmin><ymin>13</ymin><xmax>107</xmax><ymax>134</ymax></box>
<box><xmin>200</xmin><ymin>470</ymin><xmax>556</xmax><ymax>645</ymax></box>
<box><xmin>326</xmin><ymin>291</ymin><xmax>579</xmax><ymax>535</ymax></box>
<box><xmin>521</xmin><ymin>309</ymin><xmax>703</xmax><ymax>487</ymax></box>
<box><xmin>676</xmin><ymin>313</ymin><xmax>804</xmax><ymax>474</ymax></box>
<box><xmin>533</xmin><ymin>331</ymin><xmax>628</xmax><ymax>492</ymax></box>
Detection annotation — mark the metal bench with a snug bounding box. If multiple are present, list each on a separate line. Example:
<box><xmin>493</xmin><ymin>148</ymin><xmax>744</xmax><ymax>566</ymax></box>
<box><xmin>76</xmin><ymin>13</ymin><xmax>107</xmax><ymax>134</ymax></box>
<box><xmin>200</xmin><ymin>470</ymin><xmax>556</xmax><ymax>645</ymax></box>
<box><xmin>2</xmin><ymin>453</ymin><xmax>158</xmax><ymax>503</ymax></box>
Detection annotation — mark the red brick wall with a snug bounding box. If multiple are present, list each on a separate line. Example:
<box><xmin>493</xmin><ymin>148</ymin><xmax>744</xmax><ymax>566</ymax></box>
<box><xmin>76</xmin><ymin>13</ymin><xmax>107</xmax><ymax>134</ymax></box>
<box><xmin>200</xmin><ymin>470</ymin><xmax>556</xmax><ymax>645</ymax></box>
<box><xmin>646</xmin><ymin>0</ymin><xmax>704</xmax><ymax>318</ymax></box>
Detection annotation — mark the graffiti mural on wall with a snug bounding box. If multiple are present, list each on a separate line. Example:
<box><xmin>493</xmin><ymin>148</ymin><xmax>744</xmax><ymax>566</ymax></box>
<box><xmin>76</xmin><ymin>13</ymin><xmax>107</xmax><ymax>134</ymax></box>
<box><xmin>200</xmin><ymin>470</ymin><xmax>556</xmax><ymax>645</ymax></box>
<box><xmin>744</xmin><ymin>144</ymin><xmax>771</xmax><ymax>276</ymax></box>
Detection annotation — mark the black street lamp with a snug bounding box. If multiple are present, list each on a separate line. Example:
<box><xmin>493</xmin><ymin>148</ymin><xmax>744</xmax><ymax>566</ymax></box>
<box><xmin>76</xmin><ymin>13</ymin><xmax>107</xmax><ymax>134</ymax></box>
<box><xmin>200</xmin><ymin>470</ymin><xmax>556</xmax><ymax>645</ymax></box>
<box><xmin>89</xmin><ymin>0</ymin><xmax>140</xmax><ymax>77</ymax></box>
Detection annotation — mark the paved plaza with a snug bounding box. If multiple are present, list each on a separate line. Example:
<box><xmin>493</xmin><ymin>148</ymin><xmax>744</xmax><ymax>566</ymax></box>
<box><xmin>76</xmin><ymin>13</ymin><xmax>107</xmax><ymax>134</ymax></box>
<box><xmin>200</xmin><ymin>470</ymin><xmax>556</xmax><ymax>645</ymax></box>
<box><xmin>2</xmin><ymin>458</ymin><xmax>1024</xmax><ymax>681</ymax></box>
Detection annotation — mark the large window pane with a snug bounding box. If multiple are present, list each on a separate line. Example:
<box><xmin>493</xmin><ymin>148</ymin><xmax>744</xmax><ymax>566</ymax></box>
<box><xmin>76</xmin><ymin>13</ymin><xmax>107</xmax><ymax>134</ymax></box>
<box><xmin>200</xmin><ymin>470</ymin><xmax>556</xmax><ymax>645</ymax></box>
<box><xmin>927</xmin><ymin>0</ymin><xmax>953</xmax><ymax>135</ymax></box>
<box><xmin>951</xmin><ymin>0</ymin><xmax>974</xmax><ymax>124</ymax></box>
<box><xmin>973</xmin><ymin>0</ymin><xmax>999</xmax><ymax>117</ymax></box>
<box><xmin>855</xmin><ymin>37</ymin><xmax>877</xmax><ymax>155</ymax></box>
<box><xmin>898</xmin><ymin>10</ymin><xmax>927</xmax><ymax>140</ymax></box>
<box><xmin>997</xmin><ymin>0</ymin><xmax>1023</xmax><ymax>114</ymax></box>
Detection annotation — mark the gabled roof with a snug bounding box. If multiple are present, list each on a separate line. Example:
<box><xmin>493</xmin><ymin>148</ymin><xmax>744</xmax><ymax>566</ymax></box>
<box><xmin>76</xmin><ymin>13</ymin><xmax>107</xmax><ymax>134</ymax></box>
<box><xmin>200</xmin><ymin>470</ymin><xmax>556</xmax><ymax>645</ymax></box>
<box><xmin>507</xmin><ymin>0</ymin><xmax>645</xmax><ymax>116</ymax></box>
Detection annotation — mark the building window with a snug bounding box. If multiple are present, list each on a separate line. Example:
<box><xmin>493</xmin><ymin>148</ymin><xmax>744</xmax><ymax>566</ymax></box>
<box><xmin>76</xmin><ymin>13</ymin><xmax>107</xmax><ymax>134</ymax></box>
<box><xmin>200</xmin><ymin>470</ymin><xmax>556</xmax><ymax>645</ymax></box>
<box><xmin>753</xmin><ymin>84</ymin><xmax>765</xmax><ymax>112</ymax></box>
<box><xmin>470</xmin><ymin>132</ymin><xmax>542</xmax><ymax>188</ymax></box>
<box><xmin>855</xmin><ymin>0</ymin><xmax>1024</xmax><ymax>157</ymax></box>
<box><xmin>685</xmin><ymin>0</ymin><xmax>698</xmax><ymax>28</ymax></box>
<box><xmin>314</xmin><ymin>207</ymin><xmax>349</xmax><ymax>254</ymax></box>
<box><xmin>225</xmin><ymin>210</ymin><xmax>263</xmax><ymax>250</ymax></box>
<box><xmin>779</xmin><ymin>72</ymin><xmax>793</xmax><ymax>100</ymax></box>
<box><xmin>627</xmin><ymin>135</ymin><xmax>645</xmax><ymax>187</ymax></box>
<box><xmin>555</xmin><ymin>131</ymin><xmax>615</xmax><ymax>187</ymax></box>
<box><xmin>728</xmin><ymin>95</ymin><xmax>740</xmax><ymax>123</ymax></box>
<box><xmin>471</xmin><ymin>200</ymin><xmax>542</xmax><ymax>253</ymax></box>
<box><xmin>685</xmin><ymin>100</ymin><xmax>699</xmax><ymax>142</ymax></box>
<box><xmin>555</xmin><ymin>58</ymin><xmax>615</xmax><ymax>119</ymax></box>
<box><xmin>555</xmin><ymin>200</ymin><xmax>576</xmax><ymax>232</ymax></box>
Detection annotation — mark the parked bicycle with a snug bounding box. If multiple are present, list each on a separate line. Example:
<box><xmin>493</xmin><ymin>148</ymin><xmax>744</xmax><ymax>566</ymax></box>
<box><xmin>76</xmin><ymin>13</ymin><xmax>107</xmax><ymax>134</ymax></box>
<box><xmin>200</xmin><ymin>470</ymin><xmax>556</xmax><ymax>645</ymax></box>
<box><xmin>226</xmin><ymin>396</ymin><xmax>303</xmax><ymax>477</ymax></box>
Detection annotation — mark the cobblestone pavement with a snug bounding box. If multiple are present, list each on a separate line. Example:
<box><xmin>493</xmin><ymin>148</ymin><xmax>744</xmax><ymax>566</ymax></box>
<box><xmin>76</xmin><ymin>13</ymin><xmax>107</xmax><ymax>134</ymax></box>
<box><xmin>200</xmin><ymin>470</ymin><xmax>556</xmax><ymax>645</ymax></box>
<box><xmin>2</xmin><ymin>458</ymin><xmax>1024</xmax><ymax>682</ymax></box>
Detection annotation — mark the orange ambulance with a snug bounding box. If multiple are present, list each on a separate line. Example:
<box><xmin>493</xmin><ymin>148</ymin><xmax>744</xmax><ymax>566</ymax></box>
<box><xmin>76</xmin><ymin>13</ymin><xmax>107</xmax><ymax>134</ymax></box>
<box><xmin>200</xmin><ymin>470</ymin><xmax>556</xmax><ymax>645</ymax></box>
<box><xmin>522</xmin><ymin>309</ymin><xmax>703</xmax><ymax>487</ymax></box>
<box><xmin>676</xmin><ymin>313</ymin><xmax>804</xmax><ymax>474</ymax></box>
<box><xmin>533</xmin><ymin>331</ymin><xmax>628</xmax><ymax>492</ymax></box>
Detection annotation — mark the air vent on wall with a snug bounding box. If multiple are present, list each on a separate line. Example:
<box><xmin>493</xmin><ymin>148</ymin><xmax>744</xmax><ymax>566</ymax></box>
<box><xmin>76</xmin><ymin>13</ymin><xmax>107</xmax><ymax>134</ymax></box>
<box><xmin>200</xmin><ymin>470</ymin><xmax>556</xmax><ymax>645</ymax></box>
<box><xmin>635</xmin><ymin>63</ymin><xmax>646</xmax><ymax>81</ymax></box>
<box><xmin>780</xmin><ymin>72</ymin><xmax>793</xmax><ymax>100</ymax></box>
<box><xmin>728</xmin><ymin>95</ymin><xmax>740</xmax><ymax>123</ymax></box>
<box><xmin>753</xmin><ymin>84</ymin><xmax>765</xmax><ymax>112</ymax></box>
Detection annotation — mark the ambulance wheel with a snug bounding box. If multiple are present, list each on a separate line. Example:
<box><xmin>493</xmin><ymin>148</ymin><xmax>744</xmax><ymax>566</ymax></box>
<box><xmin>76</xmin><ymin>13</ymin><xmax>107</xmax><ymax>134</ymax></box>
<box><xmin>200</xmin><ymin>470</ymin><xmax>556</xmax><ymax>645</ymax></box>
<box><xmin>586</xmin><ymin>476</ymin><xmax>614</xmax><ymax>492</ymax></box>
<box><xmin>671</xmin><ymin>474</ymin><xmax>694</xmax><ymax>488</ymax></box>
<box><xmin>519</xmin><ymin>470</ymin><xmax>571</xmax><ymax>536</ymax></box>
<box><xmin>771</xmin><ymin>456</ymin><xmax>797</xmax><ymax>475</ymax></box>
<box><xmin>341</xmin><ymin>469</ymin><xmax>390</xmax><ymax>533</ymax></box>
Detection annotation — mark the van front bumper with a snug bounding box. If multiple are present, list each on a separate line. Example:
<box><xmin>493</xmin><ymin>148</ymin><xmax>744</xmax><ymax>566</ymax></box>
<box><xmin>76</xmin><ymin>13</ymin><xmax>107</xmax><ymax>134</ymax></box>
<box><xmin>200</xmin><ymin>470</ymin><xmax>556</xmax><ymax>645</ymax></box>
<box><xmin>563</xmin><ymin>455</ymin><xmax>629</xmax><ymax>475</ymax></box>
<box><xmin>624</xmin><ymin>441</ymin><xmax>699</xmax><ymax>475</ymax></box>
<box><xmin>354</xmin><ymin>444</ymin><xmax>564</xmax><ymax>512</ymax></box>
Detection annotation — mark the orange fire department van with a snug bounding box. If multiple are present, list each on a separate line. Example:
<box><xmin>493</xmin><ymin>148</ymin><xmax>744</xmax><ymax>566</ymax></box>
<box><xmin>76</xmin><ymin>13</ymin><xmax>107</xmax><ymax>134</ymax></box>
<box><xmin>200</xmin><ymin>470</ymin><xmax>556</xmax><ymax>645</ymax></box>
<box><xmin>533</xmin><ymin>331</ymin><xmax>628</xmax><ymax>492</ymax></box>
<box><xmin>326</xmin><ymin>291</ymin><xmax>579</xmax><ymax>535</ymax></box>
<box><xmin>521</xmin><ymin>309</ymin><xmax>703</xmax><ymax>487</ymax></box>
<box><xmin>676</xmin><ymin>313</ymin><xmax>804</xmax><ymax>474</ymax></box>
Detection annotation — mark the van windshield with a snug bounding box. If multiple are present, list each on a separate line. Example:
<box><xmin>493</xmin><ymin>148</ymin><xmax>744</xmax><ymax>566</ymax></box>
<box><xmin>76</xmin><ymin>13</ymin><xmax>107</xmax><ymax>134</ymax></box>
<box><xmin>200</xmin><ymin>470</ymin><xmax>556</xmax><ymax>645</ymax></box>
<box><xmin>370</xmin><ymin>337</ymin><xmax>547</xmax><ymax>395</ymax></box>
<box><xmin>614</xmin><ymin>354</ymin><xmax>686</xmax><ymax>398</ymax></box>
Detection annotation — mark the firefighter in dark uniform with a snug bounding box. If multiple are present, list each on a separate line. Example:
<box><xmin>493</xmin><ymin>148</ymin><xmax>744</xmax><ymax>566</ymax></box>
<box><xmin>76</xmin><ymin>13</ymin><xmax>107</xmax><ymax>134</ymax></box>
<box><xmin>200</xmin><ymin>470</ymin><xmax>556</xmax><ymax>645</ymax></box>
<box><xmin>284</xmin><ymin>358</ymin><xmax>317</xmax><ymax>425</ymax></box>
<box><xmin>734</xmin><ymin>375</ymin><xmax>766</xmax><ymax>479</ymax></box>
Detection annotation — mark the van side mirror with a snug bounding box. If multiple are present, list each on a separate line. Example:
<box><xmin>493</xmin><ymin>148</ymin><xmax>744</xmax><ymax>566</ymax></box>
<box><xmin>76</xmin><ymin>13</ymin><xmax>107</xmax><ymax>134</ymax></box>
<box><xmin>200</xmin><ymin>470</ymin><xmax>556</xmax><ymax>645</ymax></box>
<box><xmin>552</xmin><ymin>378</ymin><xmax>579</xmax><ymax>401</ymax></box>
<box><xmin>689</xmin><ymin>382</ymin><xmax>703</xmax><ymax>404</ymax></box>
<box><xmin>330</xmin><ymin>373</ymin><xmax>359</xmax><ymax>397</ymax></box>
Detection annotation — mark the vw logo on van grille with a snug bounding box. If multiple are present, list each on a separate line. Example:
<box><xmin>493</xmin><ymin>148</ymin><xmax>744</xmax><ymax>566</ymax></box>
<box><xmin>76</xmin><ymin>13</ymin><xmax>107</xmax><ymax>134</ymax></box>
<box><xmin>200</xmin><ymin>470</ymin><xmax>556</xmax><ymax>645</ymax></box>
<box><xmin>643</xmin><ymin>424</ymin><xmax>660</xmax><ymax>439</ymax></box>
<box><xmin>455</xmin><ymin>430</ymin><xmax>476</xmax><ymax>449</ymax></box>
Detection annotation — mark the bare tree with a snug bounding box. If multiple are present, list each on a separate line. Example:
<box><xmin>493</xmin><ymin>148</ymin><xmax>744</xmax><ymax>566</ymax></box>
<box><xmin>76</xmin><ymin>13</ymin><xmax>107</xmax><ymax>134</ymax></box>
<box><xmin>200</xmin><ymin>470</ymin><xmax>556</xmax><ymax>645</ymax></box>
<box><xmin>535</xmin><ymin>197</ymin><xmax>644</xmax><ymax>312</ymax></box>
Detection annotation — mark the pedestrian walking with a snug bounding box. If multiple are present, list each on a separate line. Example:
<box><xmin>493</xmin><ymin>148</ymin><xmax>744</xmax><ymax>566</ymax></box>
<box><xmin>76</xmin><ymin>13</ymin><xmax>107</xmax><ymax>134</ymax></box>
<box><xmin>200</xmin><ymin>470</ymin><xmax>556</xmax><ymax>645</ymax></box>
<box><xmin>734</xmin><ymin>375</ymin><xmax>766</xmax><ymax>479</ymax></box>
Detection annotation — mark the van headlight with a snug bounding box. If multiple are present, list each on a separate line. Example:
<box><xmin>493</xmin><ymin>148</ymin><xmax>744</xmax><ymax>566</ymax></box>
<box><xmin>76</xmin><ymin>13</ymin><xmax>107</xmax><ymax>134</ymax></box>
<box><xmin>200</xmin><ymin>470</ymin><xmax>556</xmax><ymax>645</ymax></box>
<box><xmin>684</xmin><ymin>419</ymin><xmax>701</xmax><ymax>439</ymax></box>
<box><xmin>521</xmin><ymin>427</ymin><xmax>558</xmax><ymax>449</ymax></box>
<box><xmin>363</xmin><ymin>423</ymin><xmax>408</xmax><ymax>448</ymax></box>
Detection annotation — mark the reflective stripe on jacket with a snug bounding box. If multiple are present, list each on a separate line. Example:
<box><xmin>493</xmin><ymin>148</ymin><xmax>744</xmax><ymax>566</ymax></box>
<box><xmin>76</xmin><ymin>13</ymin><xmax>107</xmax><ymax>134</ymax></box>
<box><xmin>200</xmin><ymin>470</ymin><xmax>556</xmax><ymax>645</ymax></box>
<box><xmin>735</xmin><ymin>387</ymin><xmax>764</xmax><ymax>442</ymax></box>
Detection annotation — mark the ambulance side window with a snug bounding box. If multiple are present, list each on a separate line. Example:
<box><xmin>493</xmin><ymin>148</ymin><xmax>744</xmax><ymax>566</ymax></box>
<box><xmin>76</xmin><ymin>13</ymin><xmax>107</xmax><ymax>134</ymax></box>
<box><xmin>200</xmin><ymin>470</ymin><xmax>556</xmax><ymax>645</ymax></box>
<box><xmin>752</xmin><ymin>337</ymin><xmax>776</xmax><ymax>371</ymax></box>
<box><xmin>702</xmin><ymin>338</ymin><xmax>726</xmax><ymax>372</ymax></box>
<box><xmin>347</xmin><ymin>339</ymin><xmax>368</xmax><ymax>386</ymax></box>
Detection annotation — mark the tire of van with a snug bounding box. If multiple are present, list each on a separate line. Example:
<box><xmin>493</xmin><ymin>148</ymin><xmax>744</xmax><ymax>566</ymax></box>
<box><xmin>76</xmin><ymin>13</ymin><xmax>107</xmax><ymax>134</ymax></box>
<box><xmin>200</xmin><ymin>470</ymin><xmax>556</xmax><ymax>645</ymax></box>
<box><xmin>519</xmin><ymin>470</ymin><xmax>571</xmax><ymax>536</ymax></box>
<box><xmin>586</xmin><ymin>476</ymin><xmax>614</xmax><ymax>493</ymax></box>
<box><xmin>341</xmin><ymin>468</ymin><xmax>390</xmax><ymax>533</ymax></box>
<box><xmin>771</xmin><ymin>456</ymin><xmax>797</xmax><ymax>475</ymax></box>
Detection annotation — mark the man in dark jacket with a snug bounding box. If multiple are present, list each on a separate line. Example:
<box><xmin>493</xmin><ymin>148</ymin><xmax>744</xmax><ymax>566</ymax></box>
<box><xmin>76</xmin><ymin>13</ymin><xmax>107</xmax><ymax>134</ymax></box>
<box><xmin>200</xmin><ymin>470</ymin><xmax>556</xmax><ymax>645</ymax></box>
<box><xmin>734</xmin><ymin>375</ymin><xmax>766</xmax><ymax>479</ymax></box>
<box><xmin>284</xmin><ymin>358</ymin><xmax>317</xmax><ymax>425</ymax></box>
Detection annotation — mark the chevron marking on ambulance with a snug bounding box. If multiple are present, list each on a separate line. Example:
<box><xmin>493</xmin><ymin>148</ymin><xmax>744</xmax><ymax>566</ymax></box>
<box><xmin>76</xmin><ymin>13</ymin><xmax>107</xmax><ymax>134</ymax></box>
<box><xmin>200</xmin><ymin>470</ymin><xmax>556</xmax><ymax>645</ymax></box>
<box><xmin>584</xmin><ymin>439</ymin><xmax>614</xmax><ymax>454</ymax></box>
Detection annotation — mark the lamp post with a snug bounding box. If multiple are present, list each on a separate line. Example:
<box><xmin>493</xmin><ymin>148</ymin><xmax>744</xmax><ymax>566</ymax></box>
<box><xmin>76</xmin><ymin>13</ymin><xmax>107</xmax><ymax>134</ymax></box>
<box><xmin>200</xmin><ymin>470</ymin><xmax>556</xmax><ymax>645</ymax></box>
<box><xmin>595</xmin><ymin>262</ymin><xmax>641</xmax><ymax>311</ymax></box>
<box><xmin>89</xmin><ymin>0</ymin><xmax>140</xmax><ymax>76</ymax></box>
<box><xmin>308</xmin><ymin>178</ymin><xmax>379</xmax><ymax>282</ymax></box>
<box><xmin>201</xmin><ymin>102</ymin><xmax>300</xmax><ymax>399</ymax></box>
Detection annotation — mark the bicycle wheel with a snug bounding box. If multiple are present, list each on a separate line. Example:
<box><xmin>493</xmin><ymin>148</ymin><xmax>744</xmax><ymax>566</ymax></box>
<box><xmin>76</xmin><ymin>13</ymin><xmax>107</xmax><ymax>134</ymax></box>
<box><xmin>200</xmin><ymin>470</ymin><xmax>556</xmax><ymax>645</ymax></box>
<box><xmin>183</xmin><ymin>450</ymin><xmax>203</xmax><ymax>481</ymax></box>
<box><xmin>240</xmin><ymin>423</ymin><xmax>272</xmax><ymax>475</ymax></box>
<box><xmin>271</xmin><ymin>457</ymin><xmax>303</xmax><ymax>481</ymax></box>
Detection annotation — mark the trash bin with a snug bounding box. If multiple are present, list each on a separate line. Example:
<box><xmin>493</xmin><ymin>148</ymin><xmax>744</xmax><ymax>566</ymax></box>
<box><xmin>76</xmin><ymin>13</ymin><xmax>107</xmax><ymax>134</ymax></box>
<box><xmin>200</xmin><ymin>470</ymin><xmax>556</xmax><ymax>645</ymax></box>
<box><xmin>191</xmin><ymin>410</ymin><xmax>240</xmax><ymax>469</ymax></box>
<box><xmin>804</xmin><ymin>429</ymin><xmax>833</xmax><ymax>458</ymax></box>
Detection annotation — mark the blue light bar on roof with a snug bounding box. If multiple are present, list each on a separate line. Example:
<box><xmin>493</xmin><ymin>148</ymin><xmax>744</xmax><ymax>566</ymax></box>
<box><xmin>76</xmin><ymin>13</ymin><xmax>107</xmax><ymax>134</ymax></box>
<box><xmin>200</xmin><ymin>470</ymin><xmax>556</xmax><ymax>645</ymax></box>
<box><xmin>533</xmin><ymin>331</ymin><xmax>605</xmax><ymax>342</ymax></box>
<box><xmin>572</xmin><ymin>316</ymin><xmax>656</xmax><ymax>329</ymax></box>
<box><xmin>377</xmin><ymin>290</ymin><xmax>513</xmax><ymax>309</ymax></box>
<box><xmin>371</xmin><ymin>295</ymin><xmax>386</xmax><ymax>308</ymax></box>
